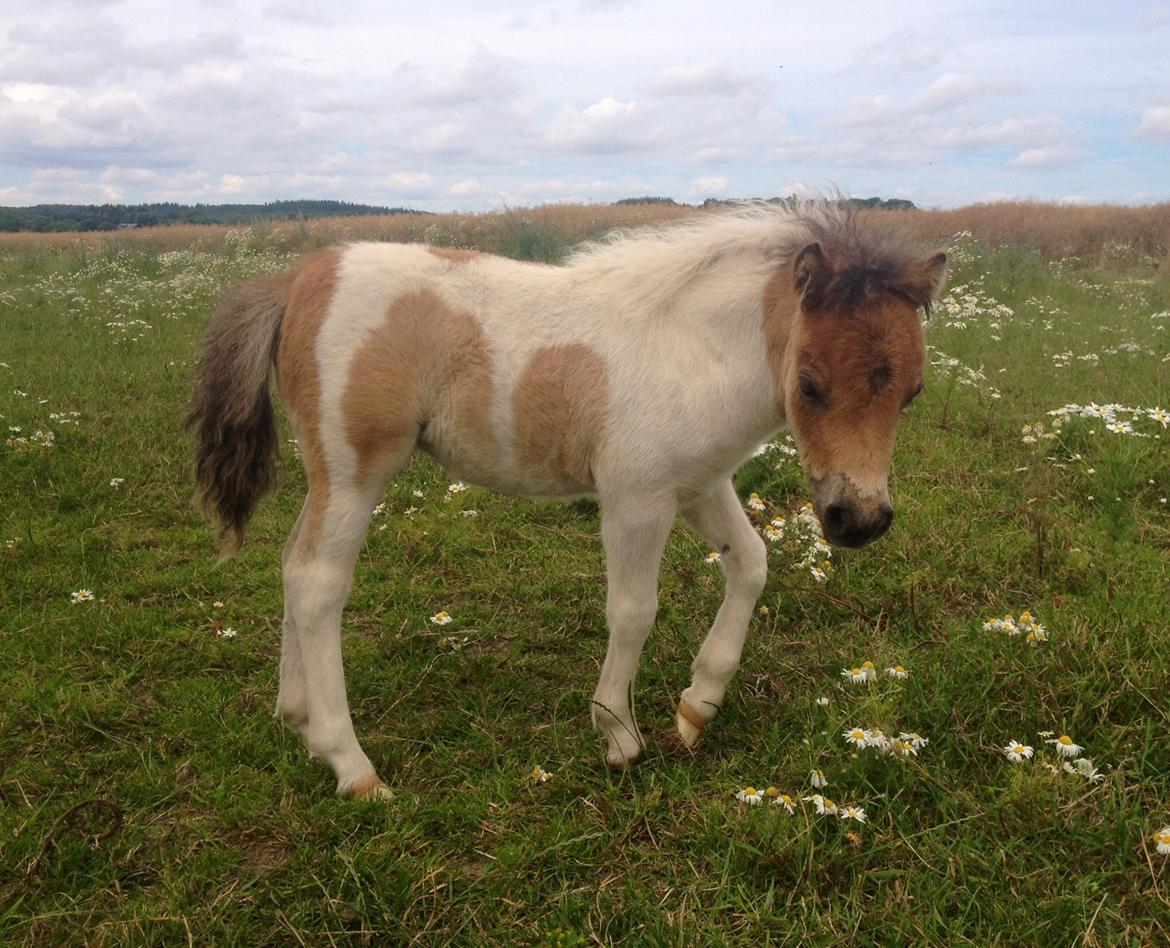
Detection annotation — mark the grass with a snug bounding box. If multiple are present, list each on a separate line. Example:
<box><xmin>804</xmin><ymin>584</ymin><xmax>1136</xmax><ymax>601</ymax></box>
<box><xmin>1</xmin><ymin>213</ymin><xmax>1169</xmax><ymax>945</ymax></box>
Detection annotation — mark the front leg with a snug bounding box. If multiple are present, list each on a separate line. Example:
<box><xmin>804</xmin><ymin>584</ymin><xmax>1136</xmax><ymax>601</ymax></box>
<box><xmin>592</xmin><ymin>491</ymin><xmax>676</xmax><ymax>767</ymax></box>
<box><xmin>676</xmin><ymin>479</ymin><xmax>768</xmax><ymax>748</ymax></box>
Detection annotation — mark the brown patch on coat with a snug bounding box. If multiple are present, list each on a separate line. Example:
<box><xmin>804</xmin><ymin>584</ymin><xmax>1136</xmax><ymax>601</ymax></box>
<box><xmin>512</xmin><ymin>343</ymin><xmax>607</xmax><ymax>492</ymax></box>
<box><xmin>426</xmin><ymin>246</ymin><xmax>482</xmax><ymax>264</ymax></box>
<box><xmin>342</xmin><ymin>289</ymin><xmax>496</xmax><ymax>486</ymax></box>
<box><xmin>276</xmin><ymin>249</ymin><xmax>341</xmax><ymax>554</ymax></box>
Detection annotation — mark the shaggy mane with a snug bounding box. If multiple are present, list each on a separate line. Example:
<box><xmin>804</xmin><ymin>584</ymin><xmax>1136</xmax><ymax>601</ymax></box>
<box><xmin>565</xmin><ymin>201</ymin><xmax>939</xmax><ymax>314</ymax></box>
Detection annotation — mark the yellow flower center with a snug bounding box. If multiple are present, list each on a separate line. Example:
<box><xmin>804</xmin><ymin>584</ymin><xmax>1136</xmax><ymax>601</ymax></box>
<box><xmin>743</xmin><ymin>787</ymin><xmax>757</xmax><ymax>796</ymax></box>
<box><xmin>1058</xmin><ymin>735</ymin><xmax>1073</xmax><ymax>745</ymax></box>
<box><xmin>764</xmin><ymin>786</ymin><xmax>779</xmax><ymax>797</ymax></box>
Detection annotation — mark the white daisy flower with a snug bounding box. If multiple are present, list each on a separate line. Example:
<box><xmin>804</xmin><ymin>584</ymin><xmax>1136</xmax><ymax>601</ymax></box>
<box><xmin>746</xmin><ymin>492</ymin><xmax>766</xmax><ymax>512</ymax></box>
<box><xmin>109</xmin><ymin>477</ymin><xmax>124</xmax><ymax>488</ymax></box>
<box><xmin>1003</xmin><ymin>741</ymin><xmax>1033</xmax><ymax>762</ymax></box>
<box><xmin>802</xmin><ymin>794</ymin><xmax>838</xmax><ymax>816</ymax></box>
<box><xmin>430</xmin><ymin>610</ymin><xmax>453</xmax><ymax>626</ymax></box>
<box><xmin>771</xmin><ymin>792</ymin><xmax>796</xmax><ymax>814</ymax></box>
<box><xmin>705</xmin><ymin>551</ymin><xmax>722</xmax><ymax>564</ymax></box>
<box><xmin>841</xmin><ymin>667</ymin><xmax>868</xmax><ymax>684</ymax></box>
<box><xmin>809</xmin><ymin>769</ymin><xmax>828</xmax><ymax>789</ymax></box>
<box><xmin>1047</xmin><ymin>734</ymin><xmax>1082</xmax><ymax>758</ymax></box>
<box><xmin>530</xmin><ymin>765</ymin><xmax>552</xmax><ymax>784</ymax></box>
<box><xmin>735</xmin><ymin>786</ymin><xmax>763</xmax><ymax>805</ymax></box>
<box><xmin>217</xmin><ymin>627</ymin><xmax>238</xmax><ymax>638</ymax></box>
<box><xmin>70</xmin><ymin>589</ymin><xmax>95</xmax><ymax>604</ymax></box>
<box><xmin>1072</xmin><ymin>758</ymin><xmax>1104</xmax><ymax>782</ymax></box>
<box><xmin>1153</xmin><ymin>827</ymin><xmax>1170</xmax><ymax>855</ymax></box>
<box><xmin>885</xmin><ymin>664</ymin><xmax>909</xmax><ymax>680</ymax></box>
<box><xmin>843</xmin><ymin>727</ymin><xmax>870</xmax><ymax>749</ymax></box>
<box><xmin>899</xmin><ymin>732</ymin><xmax>928</xmax><ymax>750</ymax></box>
<box><xmin>838</xmin><ymin>805</ymin><xmax>867</xmax><ymax>824</ymax></box>
<box><xmin>814</xmin><ymin>696</ymin><xmax>830</xmax><ymax>707</ymax></box>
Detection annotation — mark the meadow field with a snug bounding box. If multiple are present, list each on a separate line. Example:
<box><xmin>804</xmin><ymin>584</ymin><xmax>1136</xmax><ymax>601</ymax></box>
<box><xmin>1</xmin><ymin>203</ymin><xmax>1168</xmax><ymax>944</ymax></box>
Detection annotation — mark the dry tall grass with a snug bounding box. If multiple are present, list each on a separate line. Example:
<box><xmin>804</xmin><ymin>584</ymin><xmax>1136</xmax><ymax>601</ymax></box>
<box><xmin>2</xmin><ymin>200</ymin><xmax>1167</xmax><ymax>271</ymax></box>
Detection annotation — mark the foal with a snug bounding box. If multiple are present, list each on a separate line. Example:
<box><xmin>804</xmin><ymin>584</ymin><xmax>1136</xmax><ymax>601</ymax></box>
<box><xmin>189</xmin><ymin>203</ymin><xmax>946</xmax><ymax>798</ymax></box>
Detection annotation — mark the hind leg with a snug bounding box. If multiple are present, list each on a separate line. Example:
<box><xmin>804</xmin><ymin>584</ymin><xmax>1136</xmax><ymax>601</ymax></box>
<box><xmin>275</xmin><ymin>499</ymin><xmax>310</xmax><ymax>731</ymax></box>
<box><xmin>283</xmin><ymin>482</ymin><xmax>390</xmax><ymax>798</ymax></box>
<box><xmin>283</xmin><ymin>438</ymin><xmax>415</xmax><ymax>798</ymax></box>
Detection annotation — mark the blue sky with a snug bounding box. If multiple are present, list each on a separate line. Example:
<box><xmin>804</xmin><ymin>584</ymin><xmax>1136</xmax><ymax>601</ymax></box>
<box><xmin>1</xmin><ymin>0</ymin><xmax>1167</xmax><ymax>209</ymax></box>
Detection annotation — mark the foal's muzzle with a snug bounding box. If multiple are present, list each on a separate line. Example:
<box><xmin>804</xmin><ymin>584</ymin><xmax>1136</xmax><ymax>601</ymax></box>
<box><xmin>821</xmin><ymin>502</ymin><xmax>894</xmax><ymax>549</ymax></box>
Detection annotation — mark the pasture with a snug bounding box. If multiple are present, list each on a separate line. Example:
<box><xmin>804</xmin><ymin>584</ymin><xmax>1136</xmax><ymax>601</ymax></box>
<box><xmin>1</xmin><ymin>206</ymin><xmax>1168</xmax><ymax>944</ymax></box>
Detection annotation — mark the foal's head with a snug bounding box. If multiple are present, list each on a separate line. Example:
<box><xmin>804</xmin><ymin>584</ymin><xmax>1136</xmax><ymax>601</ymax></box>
<box><xmin>774</xmin><ymin>220</ymin><xmax>946</xmax><ymax>549</ymax></box>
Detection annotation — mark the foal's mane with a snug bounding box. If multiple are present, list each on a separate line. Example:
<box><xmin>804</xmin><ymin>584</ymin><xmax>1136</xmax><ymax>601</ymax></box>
<box><xmin>564</xmin><ymin>201</ymin><xmax>938</xmax><ymax>315</ymax></box>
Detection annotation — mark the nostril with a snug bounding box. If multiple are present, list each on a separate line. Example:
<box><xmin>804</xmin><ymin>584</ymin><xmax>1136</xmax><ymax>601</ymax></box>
<box><xmin>874</xmin><ymin>505</ymin><xmax>894</xmax><ymax>538</ymax></box>
<box><xmin>824</xmin><ymin>503</ymin><xmax>851</xmax><ymax>536</ymax></box>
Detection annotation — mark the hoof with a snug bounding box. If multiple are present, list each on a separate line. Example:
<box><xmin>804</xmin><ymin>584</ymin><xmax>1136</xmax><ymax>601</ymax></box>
<box><xmin>605</xmin><ymin>742</ymin><xmax>646</xmax><ymax>769</ymax></box>
<box><xmin>656</xmin><ymin>728</ymin><xmax>697</xmax><ymax>759</ymax></box>
<box><xmin>341</xmin><ymin>775</ymin><xmax>392</xmax><ymax>801</ymax></box>
<box><xmin>675</xmin><ymin>699</ymin><xmax>709</xmax><ymax>750</ymax></box>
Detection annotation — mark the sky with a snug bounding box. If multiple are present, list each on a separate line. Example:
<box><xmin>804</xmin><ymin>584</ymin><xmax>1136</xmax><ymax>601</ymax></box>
<box><xmin>1</xmin><ymin>0</ymin><xmax>1168</xmax><ymax>211</ymax></box>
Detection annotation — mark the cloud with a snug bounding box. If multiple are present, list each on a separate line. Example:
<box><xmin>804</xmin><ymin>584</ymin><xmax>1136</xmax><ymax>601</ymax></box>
<box><xmin>544</xmin><ymin>96</ymin><xmax>659</xmax><ymax>153</ymax></box>
<box><xmin>447</xmin><ymin>179</ymin><xmax>481</xmax><ymax>196</ymax></box>
<box><xmin>849</xmin><ymin>28</ymin><xmax>946</xmax><ymax>73</ymax></box>
<box><xmin>688</xmin><ymin>175</ymin><xmax>729</xmax><ymax>197</ymax></box>
<box><xmin>263</xmin><ymin>0</ymin><xmax>339</xmax><ymax>24</ymax></box>
<box><xmin>1137</xmin><ymin>102</ymin><xmax>1170</xmax><ymax>139</ymax></box>
<box><xmin>398</xmin><ymin>45</ymin><xmax>523</xmax><ymax>109</ymax></box>
<box><xmin>1006</xmin><ymin>145</ymin><xmax>1084</xmax><ymax>169</ymax></box>
<box><xmin>649</xmin><ymin>60</ymin><xmax>768</xmax><ymax>99</ymax></box>
<box><xmin>385</xmin><ymin>170</ymin><xmax>435</xmax><ymax>196</ymax></box>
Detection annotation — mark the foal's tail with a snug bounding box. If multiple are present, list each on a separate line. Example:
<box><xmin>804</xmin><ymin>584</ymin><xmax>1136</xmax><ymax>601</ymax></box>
<box><xmin>186</xmin><ymin>273</ymin><xmax>291</xmax><ymax>558</ymax></box>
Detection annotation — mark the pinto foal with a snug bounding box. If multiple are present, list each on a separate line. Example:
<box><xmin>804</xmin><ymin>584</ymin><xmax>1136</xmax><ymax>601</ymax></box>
<box><xmin>189</xmin><ymin>204</ymin><xmax>946</xmax><ymax>798</ymax></box>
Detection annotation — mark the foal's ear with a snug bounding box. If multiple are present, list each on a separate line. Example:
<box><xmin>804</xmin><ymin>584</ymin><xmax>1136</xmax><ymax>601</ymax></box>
<box><xmin>793</xmin><ymin>242</ymin><xmax>831</xmax><ymax>310</ymax></box>
<box><xmin>908</xmin><ymin>250</ymin><xmax>949</xmax><ymax>307</ymax></box>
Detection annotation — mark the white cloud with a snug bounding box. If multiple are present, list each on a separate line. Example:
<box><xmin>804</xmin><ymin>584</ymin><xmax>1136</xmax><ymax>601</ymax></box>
<box><xmin>1137</xmin><ymin>102</ymin><xmax>1170</xmax><ymax>139</ymax></box>
<box><xmin>689</xmin><ymin>175</ymin><xmax>729</xmax><ymax>196</ymax></box>
<box><xmin>1007</xmin><ymin>145</ymin><xmax>1084</xmax><ymax>169</ymax></box>
<box><xmin>448</xmin><ymin>179</ymin><xmax>481</xmax><ymax>196</ymax></box>
<box><xmin>649</xmin><ymin>60</ymin><xmax>768</xmax><ymax>98</ymax></box>
<box><xmin>544</xmin><ymin>97</ymin><xmax>658</xmax><ymax>153</ymax></box>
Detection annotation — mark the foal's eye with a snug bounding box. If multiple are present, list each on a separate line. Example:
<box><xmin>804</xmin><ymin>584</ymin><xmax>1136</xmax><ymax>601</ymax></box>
<box><xmin>798</xmin><ymin>376</ymin><xmax>822</xmax><ymax>403</ymax></box>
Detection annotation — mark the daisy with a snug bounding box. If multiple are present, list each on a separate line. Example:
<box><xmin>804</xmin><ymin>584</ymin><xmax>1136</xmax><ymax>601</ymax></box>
<box><xmin>772</xmin><ymin>792</ymin><xmax>797</xmax><ymax>814</ymax></box>
<box><xmin>1072</xmin><ymin>758</ymin><xmax>1104</xmax><ymax>782</ymax></box>
<box><xmin>885</xmin><ymin>664</ymin><xmax>909</xmax><ymax>680</ymax></box>
<box><xmin>809</xmin><ymin>564</ymin><xmax>828</xmax><ymax>583</ymax></box>
<box><xmin>705</xmin><ymin>551</ymin><xmax>722</xmax><ymax>564</ymax></box>
<box><xmin>1148</xmin><ymin>407</ymin><xmax>1169</xmax><ymax>428</ymax></box>
<box><xmin>530</xmin><ymin>765</ymin><xmax>552</xmax><ymax>784</ymax></box>
<box><xmin>109</xmin><ymin>477</ymin><xmax>124</xmax><ymax>488</ymax></box>
<box><xmin>70</xmin><ymin>589</ymin><xmax>95</xmax><ymax>604</ymax></box>
<box><xmin>841</xmin><ymin>667</ymin><xmax>868</xmax><ymax>684</ymax></box>
<box><xmin>447</xmin><ymin>481</ymin><xmax>467</xmax><ymax>494</ymax></box>
<box><xmin>430</xmin><ymin>610</ymin><xmax>453</xmax><ymax>626</ymax></box>
<box><xmin>883</xmin><ymin>738</ymin><xmax>915</xmax><ymax>758</ymax></box>
<box><xmin>735</xmin><ymin>786</ymin><xmax>763</xmax><ymax>805</ymax></box>
<box><xmin>217</xmin><ymin>627</ymin><xmax>238</xmax><ymax>638</ymax></box>
<box><xmin>860</xmin><ymin>660</ymin><xmax>877</xmax><ymax>681</ymax></box>
<box><xmin>814</xmin><ymin>696</ymin><xmax>830</xmax><ymax>707</ymax></box>
<box><xmin>746</xmin><ymin>492</ymin><xmax>766</xmax><ymax>512</ymax></box>
<box><xmin>212</xmin><ymin>601</ymin><xmax>224</xmax><ymax>609</ymax></box>
<box><xmin>838</xmin><ymin>805</ymin><xmax>867</xmax><ymax>824</ymax></box>
<box><xmin>810</xmin><ymin>769</ymin><xmax>828</xmax><ymax>789</ymax></box>
<box><xmin>865</xmin><ymin>729</ymin><xmax>891</xmax><ymax>751</ymax></box>
<box><xmin>1047</xmin><ymin>734</ymin><xmax>1082</xmax><ymax>758</ymax></box>
<box><xmin>899</xmin><ymin>732</ymin><xmax>929</xmax><ymax>751</ymax></box>
<box><xmin>803</xmin><ymin>794</ymin><xmax>838</xmax><ymax>816</ymax></box>
<box><xmin>1003</xmin><ymin>741</ymin><xmax>1033</xmax><ymax>762</ymax></box>
<box><xmin>758</xmin><ymin>605</ymin><xmax>770</xmax><ymax>616</ymax></box>
<box><xmin>843</xmin><ymin>727</ymin><xmax>870</xmax><ymax>749</ymax></box>
<box><xmin>1153</xmin><ymin>827</ymin><xmax>1170</xmax><ymax>855</ymax></box>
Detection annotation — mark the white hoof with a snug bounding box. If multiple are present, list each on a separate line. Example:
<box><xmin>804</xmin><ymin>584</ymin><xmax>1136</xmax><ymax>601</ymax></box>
<box><xmin>341</xmin><ymin>775</ymin><xmax>392</xmax><ymax>800</ymax></box>
<box><xmin>676</xmin><ymin>699</ymin><xmax>709</xmax><ymax>749</ymax></box>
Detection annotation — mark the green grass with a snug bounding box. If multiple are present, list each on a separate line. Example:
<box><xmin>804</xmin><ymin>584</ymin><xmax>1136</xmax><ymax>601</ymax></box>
<box><xmin>1</xmin><ymin>227</ymin><xmax>1168</xmax><ymax>945</ymax></box>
